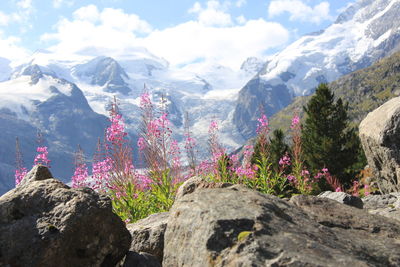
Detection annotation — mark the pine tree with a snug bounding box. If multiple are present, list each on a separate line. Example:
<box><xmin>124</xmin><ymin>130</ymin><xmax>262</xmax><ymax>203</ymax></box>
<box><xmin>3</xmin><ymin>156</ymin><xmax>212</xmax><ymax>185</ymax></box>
<box><xmin>269</xmin><ymin>129</ymin><xmax>289</xmax><ymax>172</ymax></box>
<box><xmin>301</xmin><ymin>83</ymin><xmax>361</xmax><ymax>187</ymax></box>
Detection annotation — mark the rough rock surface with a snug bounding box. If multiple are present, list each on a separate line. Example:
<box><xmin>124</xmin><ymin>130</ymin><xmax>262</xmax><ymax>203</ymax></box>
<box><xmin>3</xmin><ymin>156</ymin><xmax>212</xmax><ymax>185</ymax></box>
<box><xmin>120</xmin><ymin>251</ymin><xmax>161</xmax><ymax>267</ymax></box>
<box><xmin>363</xmin><ymin>193</ymin><xmax>400</xmax><ymax>221</ymax></box>
<box><xmin>163</xmin><ymin>183</ymin><xmax>400</xmax><ymax>266</ymax></box>
<box><xmin>18</xmin><ymin>164</ymin><xmax>53</xmax><ymax>187</ymax></box>
<box><xmin>0</xmin><ymin>166</ymin><xmax>131</xmax><ymax>267</ymax></box>
<box><xmin>175</xmin><ymin>176</ymin><xmax>232</xmax><ymax>200</ymax></box>
<box><xmin>318</xmin><ymin>191</ymin><xmax>363</xmax><ymax>209</ymax></box>
<box><xmin>127</xmin><ymin>212</ymin><xmax>169</xmax><ymax>262</ymax></box>
<box><xmin>359</xmin><ymin>96</ymin><xmax>400</xmax><ymax>193</ymax></box>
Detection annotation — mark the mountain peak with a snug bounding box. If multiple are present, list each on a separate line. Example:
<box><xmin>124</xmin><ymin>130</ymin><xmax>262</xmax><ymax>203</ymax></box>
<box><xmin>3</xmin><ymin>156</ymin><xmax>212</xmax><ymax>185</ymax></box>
<box><xmin>73</xmin><ymin>56</ymin><xmax>131</xmax><ymax>95</ymax></box>
<box><xmin>240</xmin><ymin>57</ymin><xmax>264</xmax><ymax>76</ymax></box>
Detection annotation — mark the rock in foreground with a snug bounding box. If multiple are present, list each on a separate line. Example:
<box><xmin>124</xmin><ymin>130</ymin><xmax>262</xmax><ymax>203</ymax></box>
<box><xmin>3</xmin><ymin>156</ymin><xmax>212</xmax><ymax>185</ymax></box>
<box><xmin>163</xmin><ymin>182</ymin><xmax>400</xmax><ymax>266</ymax></box>
<box><xmin>127</xmin><ymin>212</ymin><xmax>169</xmax><ymax>263</ymax></box>
<box><xmin>0</xmin><ymin>166</ymin><xmax>131</xmax><ymax>267</ymax></box>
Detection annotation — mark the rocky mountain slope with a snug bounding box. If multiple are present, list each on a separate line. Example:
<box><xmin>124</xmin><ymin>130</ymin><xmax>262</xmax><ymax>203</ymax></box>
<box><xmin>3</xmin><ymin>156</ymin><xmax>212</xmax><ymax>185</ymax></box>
<box><xmin>234</xmin><ymin>0</ymin><xmax>400</xmax><ymax>139</ymax></box>
<box><xmin>269</xmin><ymin>50</ymin><xmax>400</xmax><ymax>133</ymax></box>
<box><xmin>0</xmin><ymin>65</ymin><xmax>108</xmax><ymax>194</ymax></box>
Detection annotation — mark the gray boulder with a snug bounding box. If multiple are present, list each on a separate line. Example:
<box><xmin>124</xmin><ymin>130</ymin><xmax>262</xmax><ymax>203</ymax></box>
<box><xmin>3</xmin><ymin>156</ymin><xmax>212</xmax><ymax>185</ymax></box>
<box><xmin>363</xmin><ymin>193</ymin><xmax>400</xmax><ymax>221</ymax></box>
<box><xmin>163</xmin><ymin>182</ymin><xmax>400</xmax><ymax>266</ymax></box>
<box><xmin>359</xmin><ymin>96</ymin><xmax>400</xmax><ymax>193</ymax></box>
<box><xmin>18</xmin><ymin>164</ymin><xmax>53</xmax><ymax>187</ymax></box>
<box><xmin>175</xmin><ymin>176</ymin><xmax>232</xmax><ymax>200</ymax></box>
<box><xmin>0</xmin><ymin>166</ymin><xmax>131</xmax><ymax>267</ymax></box>
<box><xmin>318</xmin><ymin>191</ymin><xmax>363</xmax><ymax>209</ymax></box>
<box><xmin>127</xmin><ymin>212</ymin><xmax>169</xmax><ymax>263</ymax></box>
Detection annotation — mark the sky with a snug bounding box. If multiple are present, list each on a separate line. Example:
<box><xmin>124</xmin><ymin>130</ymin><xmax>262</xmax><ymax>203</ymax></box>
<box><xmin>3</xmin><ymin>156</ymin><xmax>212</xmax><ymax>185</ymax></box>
<box><xmin>0</xmin><ymin>0</ymin><xmax>355</xmax><ymax>69</ymax></box>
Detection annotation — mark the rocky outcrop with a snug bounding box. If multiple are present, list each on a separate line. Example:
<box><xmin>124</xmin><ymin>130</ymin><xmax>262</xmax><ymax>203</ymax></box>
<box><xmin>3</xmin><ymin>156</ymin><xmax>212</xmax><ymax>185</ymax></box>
<box><xmin>163</xmin><ymin>182</ymin><xmax>400</xmax><ymax>266</ymax></box>
<box><xmin>73</xmin><ymin>56</ymin><xmax>131</xmax><ymax>94</ymax></box>
<box><xmin>359</xmin><ymin>96</ymin><xmax>400</xmax><ymax>193</ymax></box>
<box><xmin>233</xmin><ymin>78</ymin><xmax>292</xmax><ymax>139</ymax></box>
<box><xmin>18</xmin><ymin>164</ymin><xmax>53</xmax><ymax>187</ymax></box>
<box><xmin>127</xmin><ymin>212</ymin><xmax>169</xmax><ymax>263</ymax></box>
<box><xmin>363</xmin><ymin>193</ymin><xmax>400</xmax><ymax>221</ymax></box>
<box><xmin>0</xmin><ymin>166</ymin><xmax>131</xmax><ymax>267</ymax></box>
<box><xmin>318</xmin><ymin>191</ymin><xmax>363</xmax><ymax>209</ymax></box>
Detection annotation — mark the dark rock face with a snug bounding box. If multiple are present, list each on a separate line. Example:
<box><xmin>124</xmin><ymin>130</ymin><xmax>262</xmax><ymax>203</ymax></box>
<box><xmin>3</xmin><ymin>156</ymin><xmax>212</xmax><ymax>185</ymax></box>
<box><xmin>127</xmin><ymin>212</ymin><xmax>169</xmax><ymax>263</ymax></box>
<box><xmin>21</xmin><ymin>64</ymin><xmax>44</xmax><ymax>84</ymax></box>
<box><xmin>359</xmin><ymin>96</ymin><xmax>400</xmax><ymax>193</ymax></box>
<box><xmin>233</xmin><ymin>78</ymin><xmax>292</xmax><ymax>139</ymax></box>
<box><xmin>120</xmin><ymin>251</ymin><xmax>161</xmax><ymax>267</ymax></box>
<box><xmin>163</xmin><ymin>182</ymin><xmax>400</xmax><ymax>266</ymax></box>
<box><xmin>318</xmin><ymin>191</ymin><xmax>363</xmax><ymax>209</ymax></box>
<box><xmin>0</xmin><ymin>166</ymin><xmax>131</xmax><ymax>267</ymax></box>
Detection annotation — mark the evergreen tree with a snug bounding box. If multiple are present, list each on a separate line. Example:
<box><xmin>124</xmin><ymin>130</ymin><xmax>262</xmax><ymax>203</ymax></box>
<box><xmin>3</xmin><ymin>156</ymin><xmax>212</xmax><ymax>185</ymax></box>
<box><xmin>269</xmin><ymin>129</ymin><xmax>289</xmax><ymax>172</ymax></box>
<box><xmin>301</xmin><ymin>83</ymin><xmax>361</xmax><ymax>187</ymax></box>
<box><xmin>250</xmin><ymin>129</ymin><xmax>289</xmax><ymax>173</ymax></box>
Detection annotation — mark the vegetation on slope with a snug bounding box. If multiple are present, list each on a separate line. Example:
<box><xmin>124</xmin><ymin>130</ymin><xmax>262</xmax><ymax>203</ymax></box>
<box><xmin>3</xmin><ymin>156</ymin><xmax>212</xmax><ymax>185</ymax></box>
<box><xmin>270</xmin><ymin>51</ymin><xmax>400</xmax><ymax>132</ymax></box>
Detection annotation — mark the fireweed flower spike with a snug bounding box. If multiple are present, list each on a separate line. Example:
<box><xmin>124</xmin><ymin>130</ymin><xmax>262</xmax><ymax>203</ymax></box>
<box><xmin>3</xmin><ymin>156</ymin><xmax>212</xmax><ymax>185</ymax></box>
<box><xmin>15</xmin><ymin>137</ymin><xmax>27</xmax><ymax>186</ymax></box>
<box><xmin>34</xmin><ymin>146</ymin><xmax>51</xmax><ymax>167</ymax></box>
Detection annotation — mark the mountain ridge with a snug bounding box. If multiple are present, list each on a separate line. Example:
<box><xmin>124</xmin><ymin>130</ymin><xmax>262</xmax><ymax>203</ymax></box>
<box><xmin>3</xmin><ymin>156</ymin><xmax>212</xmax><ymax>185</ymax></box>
<box><xmin>269</xmin><ymin>50</ymin><xmax>400</xmax><ymax>133</ymax></box>
<box><xmin>233</xmin><ymin>0</ymin><xmax>400</xmax><ymax>139</ymax></box>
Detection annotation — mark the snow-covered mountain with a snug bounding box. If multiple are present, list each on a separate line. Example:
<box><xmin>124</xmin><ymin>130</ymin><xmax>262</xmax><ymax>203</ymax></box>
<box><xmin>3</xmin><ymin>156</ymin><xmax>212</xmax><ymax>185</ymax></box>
<box><xmin>0</xmin><ymin>66</ymin><xmax>108</xmax><ymax>193</ymax></box>
<box><xmin>0</xmin><ymin>48</ymin><xmax>257</xmax><ymax>193</ymax></box>
<box><xmin>234</xmin><ymin>0</ymin><xmax>400</xmax><ymax>138</ymax></box>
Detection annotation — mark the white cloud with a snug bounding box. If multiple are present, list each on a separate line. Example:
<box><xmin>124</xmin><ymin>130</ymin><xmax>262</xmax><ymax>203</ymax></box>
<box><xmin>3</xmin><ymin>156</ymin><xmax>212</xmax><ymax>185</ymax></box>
<box><xmin>42</xmin><ymin>4</ymin><xmax>289</xmax><ymax>70</ymax></box>
<box><xmin>236</xmin><ymin>0</ymin><xmax>247</xmax><ymax>8</ymax></box>
<box><xmin>16</xmin><ymin>0</ymin><xmax>32</xmax><ymax>10</ymax></box>
<box><xmin>41</xmin><ymin>5</ymin><xmax>152</xmax><ymax>57</ymax></box>
<box><xmin>268</xmin><ymin>0</ymin><xmax>333</xmax><ymax>24</ymax></box>
<box><xmin>0</xmin><ymin>2</ymin><xmax>33</xmax><ymax>28</ymax></box>
<box><xmin>140</xmin><ymin>19</ymin><xmax>288</xmax><ymax>69</ymax></box>
<box><xmin>188</xmin><ymin>1</ymin><xmax>232</xmax><ymax>27</ymax></box>
<box><xmin>53</xmin><ymin>0</ymin><xmax>74</xmax><ymax>9</ymax></box>
<box><xmin>236</xmin><ymin>15</ymin><xmax>246</xmax><ymax>24</ymax></box>
<box><xmin>0</xmin><ymin>11</ymin><xmax>12</xmax><ymax>26</ymax></box>
<box><xmin>72</xmin><ymin>4</ymin><xmax>100</xmax><ymax>22</ymax></box>
<box><xmin>0</xmin><ymin>31</ymin><xmax>29</xmax><ymax>61</ymax></box>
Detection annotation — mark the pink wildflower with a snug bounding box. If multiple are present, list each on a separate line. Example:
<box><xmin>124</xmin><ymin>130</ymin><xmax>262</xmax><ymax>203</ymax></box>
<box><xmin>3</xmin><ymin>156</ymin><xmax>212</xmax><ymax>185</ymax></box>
<box><xmin>140</xmin><ymin>92</ymin><xmax>151</xmax><ymax>108</ymax></box>
<box><xmin>15</xmin><ymin>168</ymin><xmax>27</xmax><ymax>186</ymax></box>
<box><xmin>290</xmin><ymin>115</ymin><xmax>300</xmax><ymax>129</ymax></box>
<box><xmin>364</xmin><ymin>184</ymin><xmax>370</xmax><ymax>196</ymax></box>
<box><xmin>169</xmin><ymin>140</ymin><xmax>181</xmax><ymax>171</ymax></box>
<box><xmin>301</xmin><ymin>169</ymin><xmax>310</xmax><ymax>176</ymax></box>
<box><xmin>34</xmin><ymin>146</ymin><xmax>50</xmax><ymax>167</ymax></box>
<box><xmin>287</xmin><ymin>175</ymin><xmax>296</xmax><ymax>182</ymax></box>
<box><xmin>209</xmin><ymin>120</ymin><xmax>219</xmax><ymax>133</ymax></box>
<box><xmin>72</xmin><ymin>163</ymin><xmax>88</xmax><ymax>188</ymax></box>
<box><xmin>279</xmin><ymin>154</ymin><xmax>291</xmax><ymax>166</ymax></box>
<box><xmin>256</xmin><ymin>114</ymin><xmax>269</xmax><ymax>135</ymax></box>
<box><xmin>137</xmin><ymin>137</ymin><xmax>146</xmax><ymax>151</ymax></box>
<box><xmin>106</xmin><ymin>114</ymin><xmax>127</xmax><ymax>142</ymax></box>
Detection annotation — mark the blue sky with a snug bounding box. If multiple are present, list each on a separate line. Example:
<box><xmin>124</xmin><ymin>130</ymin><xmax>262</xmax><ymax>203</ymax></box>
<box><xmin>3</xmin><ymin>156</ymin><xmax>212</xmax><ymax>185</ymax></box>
<box><xmin>0</xmin><ymin>0</ymin><xmax>354</xmax><ymax>68</ymax></box>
